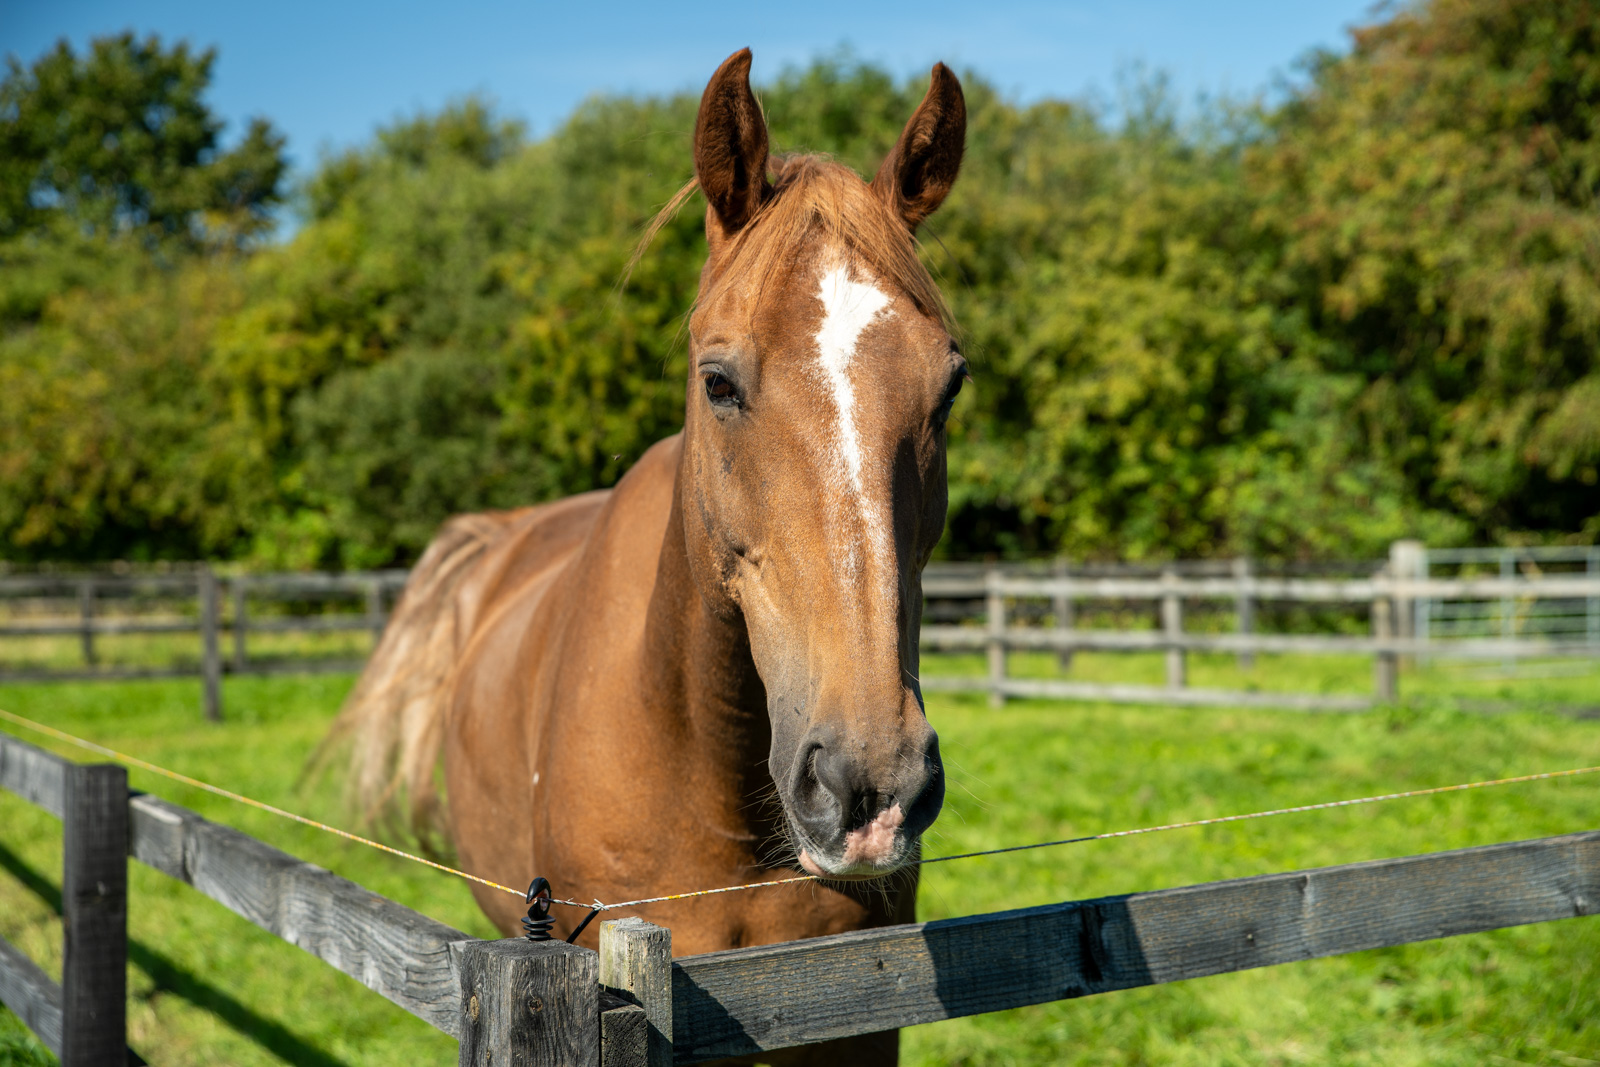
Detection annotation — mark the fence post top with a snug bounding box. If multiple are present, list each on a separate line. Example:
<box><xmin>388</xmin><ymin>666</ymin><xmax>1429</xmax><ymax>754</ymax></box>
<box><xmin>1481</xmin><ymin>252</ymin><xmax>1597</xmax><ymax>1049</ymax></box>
<box><xmin>599</xmin><ymin>917</ymin><xmax>672</xmax><ymax>973</ymax></box>
<box><xmin>457</xmin><ymin>935</ymin><xmax>595</xmax><ymax>961</ymax></box>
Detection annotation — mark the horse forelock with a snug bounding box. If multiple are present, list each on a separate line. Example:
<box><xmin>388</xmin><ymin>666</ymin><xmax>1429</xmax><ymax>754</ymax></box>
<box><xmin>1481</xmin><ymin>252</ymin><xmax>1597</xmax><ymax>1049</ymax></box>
<box><xmin>635</xmin><ymin>154</ymin><xmax>954</xmax><ymax>331</ymax></box>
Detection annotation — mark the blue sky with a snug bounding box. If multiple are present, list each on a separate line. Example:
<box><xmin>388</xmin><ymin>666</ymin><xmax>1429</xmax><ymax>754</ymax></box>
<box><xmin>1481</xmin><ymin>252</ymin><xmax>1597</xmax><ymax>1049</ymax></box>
<box><xmin>4</xmin><ymin>1</ymin><xmax>1380</xmax><ymax>171</ymax></box>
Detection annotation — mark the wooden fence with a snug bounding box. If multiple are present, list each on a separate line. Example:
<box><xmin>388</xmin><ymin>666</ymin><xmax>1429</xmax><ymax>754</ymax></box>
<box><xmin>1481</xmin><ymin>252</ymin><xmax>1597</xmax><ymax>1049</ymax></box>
<box><xmin>3</xmin><ymin>729</ymin><xmax>1597</xmax><ymax>1065</ymax></box>
<box><xmin>921</xmin><ymin>564</ymin><xmax>1600</xmax><ymax>712</ymax></box>
<box><xmin>0</xmin><ymin>570</ymin><xmax>407</xmax><ymax>719</ymax></box>
<box><xmin>4</xmin><ymin>544</ymin><xmax>1600</xmax><ymax>717</ymax></box>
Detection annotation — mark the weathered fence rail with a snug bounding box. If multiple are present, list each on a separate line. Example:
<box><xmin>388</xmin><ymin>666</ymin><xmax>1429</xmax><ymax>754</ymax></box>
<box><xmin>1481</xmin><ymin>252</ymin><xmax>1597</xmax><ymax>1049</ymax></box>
<box><xmin>667</xmin><ymin>828</ymin><xmax>1600</xmax><ymax>1063</ymax></box>
<box><xmin>3</xmin><ymin>728</ymin><xmax>1597</xmax><ymax>1065</ymax></box>
<box><xmin>0</xmin><ymin>730</ymin><xmax>599</xmax><ymax>1065</ymax></box>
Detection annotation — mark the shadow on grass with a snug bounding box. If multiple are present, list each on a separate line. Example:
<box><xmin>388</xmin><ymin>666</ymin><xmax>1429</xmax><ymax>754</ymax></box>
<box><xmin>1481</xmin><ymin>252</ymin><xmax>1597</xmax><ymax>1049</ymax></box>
<box><xmin>0</xmin><ymin>841</ymin><xmax>352</xmax><ymax>1067</ymax></box>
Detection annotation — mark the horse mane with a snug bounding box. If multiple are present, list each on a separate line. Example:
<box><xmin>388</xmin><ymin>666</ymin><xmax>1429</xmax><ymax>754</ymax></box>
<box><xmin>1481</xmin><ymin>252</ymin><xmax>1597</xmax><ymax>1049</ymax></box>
<box><xmin>631</xmin><ymin>154</ymin><xmax>954</xmax><ymax>329</ymax></box>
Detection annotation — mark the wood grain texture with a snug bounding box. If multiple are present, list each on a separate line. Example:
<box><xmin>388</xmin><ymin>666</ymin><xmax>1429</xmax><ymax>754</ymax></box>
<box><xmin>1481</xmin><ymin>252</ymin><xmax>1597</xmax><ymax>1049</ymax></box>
<box><xmin>0</xmin><ymin>934</ymin><xmax>63</xmax><ymax>1054</ymax></box>
<box><xmin>63</xmin><ymin>763</ymin><xmax>129</xmax><ymax>1067</ymax></box>
<box><xmin>455</xmin><ymin>938</ymin><xmax>599</xmax><ymax>1067</ymax></box>
<box><xmin>126</xmin><ymin>792</ymin><xmax>472</xmax><ymax>1036</ymax></box>
<box><xmin>670</xmin><ymin>830</ymin><xmax>1600</xmax><ymax>1063</ymax></box>
<box><xmin>602</xmin><ymin>1001</ymin><xmax>649</xmax><ymax>1067</ymax></box>
<box><xmin>0</xmin><ymin>733</ymin><xmax>67</xmax><ymax>817</ymax></box>
<box><xmin>600</xmin><ymin>918</ymin><xmax>672</xmax><ymax>1067</ymax></box>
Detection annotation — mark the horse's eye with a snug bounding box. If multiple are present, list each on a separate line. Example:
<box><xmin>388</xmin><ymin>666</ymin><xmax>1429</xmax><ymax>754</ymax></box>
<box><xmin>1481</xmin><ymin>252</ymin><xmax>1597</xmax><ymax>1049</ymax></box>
<box><xmin>703</xmin><ymin>372</ymin><xmax>739</xmax><ymax>406</ymax></box>
<box><xmin>935</xmin><ymin>369</ymin><xmax>967</xmax><ymax>427</ymax></box>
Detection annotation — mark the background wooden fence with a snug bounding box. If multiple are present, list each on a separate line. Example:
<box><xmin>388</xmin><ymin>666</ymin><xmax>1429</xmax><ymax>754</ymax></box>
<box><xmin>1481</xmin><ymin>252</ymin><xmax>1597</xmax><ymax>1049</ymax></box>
<box><xmin>2</xmin><ymin>729</ymin><xmax>1597</xmax><ymax>1065</ymax></box>
<box><xmin>3</xmin><ymin>539</ymin><xmax>1598</xmax><ymax>717</ymax></box>
<box><xmin>0</xmin><ymin>569</ymin><xmax>407</xmax><ymax>719</ymax></box>
<box><xmin>922</xmin><ymin>564</ymin><xmax>1600</xmax><ymax>712</ymax></box>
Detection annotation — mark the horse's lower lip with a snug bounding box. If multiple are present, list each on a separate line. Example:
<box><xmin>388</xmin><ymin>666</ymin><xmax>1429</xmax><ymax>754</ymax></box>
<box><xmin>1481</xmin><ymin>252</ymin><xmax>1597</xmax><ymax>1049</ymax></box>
<box><xmin>798</xmin><ymin>845</ymin><xmax>908</xmax><ymax>880</ymax></box>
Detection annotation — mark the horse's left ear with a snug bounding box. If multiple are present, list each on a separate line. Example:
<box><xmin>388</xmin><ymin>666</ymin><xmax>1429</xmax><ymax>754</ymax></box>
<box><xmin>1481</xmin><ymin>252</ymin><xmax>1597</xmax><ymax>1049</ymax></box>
<box><xmin>872</xmin><ymin>63</ymin><xmax>966</xmax><ymax>231</ymax></box>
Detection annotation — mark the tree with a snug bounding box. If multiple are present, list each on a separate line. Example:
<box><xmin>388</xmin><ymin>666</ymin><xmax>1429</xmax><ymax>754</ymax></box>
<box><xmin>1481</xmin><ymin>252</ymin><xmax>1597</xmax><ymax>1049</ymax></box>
<box><xmin>1252</xmin><ymin>0</ymin><xmax>1600</xmax><ymax>544</ymax></box>
<box><xmin>0</xmin><ymin>33</ymin><xmax>286</xmax><ymax>561</ymax></box>
<box><xmin>4</xmin><ymin>9</ymin><xmax>1598</xmax><ymax>566</ymax></box>
<box><xmin>0</xmin><ymin>32</ymin><xmax>286</xmax><ymax>247</ymax></box>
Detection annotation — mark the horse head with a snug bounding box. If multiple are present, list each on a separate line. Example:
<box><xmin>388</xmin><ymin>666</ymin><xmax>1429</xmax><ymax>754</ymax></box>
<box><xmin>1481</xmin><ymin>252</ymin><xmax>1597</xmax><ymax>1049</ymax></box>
<box><xmin>677</xmin><ymin>50</ymin><xmax>967</xmax><ymax>880</ymax></box>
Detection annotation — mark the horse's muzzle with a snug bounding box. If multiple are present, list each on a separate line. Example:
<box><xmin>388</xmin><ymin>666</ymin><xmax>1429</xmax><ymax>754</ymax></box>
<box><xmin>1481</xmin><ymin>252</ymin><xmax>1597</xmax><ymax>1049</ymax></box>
<box><xmin>785</xmin><ymin>724</ymin><xmax>944</xmax><ymax>879</ymax></box>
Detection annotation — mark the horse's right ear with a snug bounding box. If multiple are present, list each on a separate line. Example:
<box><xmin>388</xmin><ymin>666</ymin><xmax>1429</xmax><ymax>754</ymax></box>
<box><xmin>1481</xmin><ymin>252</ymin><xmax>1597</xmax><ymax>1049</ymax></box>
<box><xmin>694</xmin><ymin>48</ymin><xmax>771</xmax><ymax>241</ymax></box>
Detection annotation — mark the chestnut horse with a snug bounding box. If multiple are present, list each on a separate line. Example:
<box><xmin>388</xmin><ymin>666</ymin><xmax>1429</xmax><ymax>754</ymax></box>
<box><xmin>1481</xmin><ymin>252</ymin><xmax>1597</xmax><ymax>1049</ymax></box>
<box><xmin>334</xmin><ymin>48</ymin><xmax>968</xmax><ymax>1064</ymax></box>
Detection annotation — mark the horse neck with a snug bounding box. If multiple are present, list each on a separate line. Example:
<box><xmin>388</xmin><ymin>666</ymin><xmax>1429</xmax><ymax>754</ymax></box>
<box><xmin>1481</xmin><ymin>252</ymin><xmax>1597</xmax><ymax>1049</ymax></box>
<box><xmin>640</xmin><ymin>465</ymin><xmax>776</xmax><ymax>808</ymax></box>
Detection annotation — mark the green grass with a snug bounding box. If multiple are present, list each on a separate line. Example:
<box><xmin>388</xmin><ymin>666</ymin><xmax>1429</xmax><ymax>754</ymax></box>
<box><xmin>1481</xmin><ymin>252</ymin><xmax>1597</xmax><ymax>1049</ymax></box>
<box><xmin>0</xmin><ymin>657</ymin><xmax>1597</xmax><ymax>1065</ymax></box>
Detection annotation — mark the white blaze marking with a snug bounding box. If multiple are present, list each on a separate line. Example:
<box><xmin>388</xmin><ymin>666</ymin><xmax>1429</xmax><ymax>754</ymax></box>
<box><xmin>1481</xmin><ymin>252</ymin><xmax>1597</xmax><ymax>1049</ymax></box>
<box><xmin>814</xmin><ymin>263</ymin><xmax>893</xmax><ymax>590</ymax></box>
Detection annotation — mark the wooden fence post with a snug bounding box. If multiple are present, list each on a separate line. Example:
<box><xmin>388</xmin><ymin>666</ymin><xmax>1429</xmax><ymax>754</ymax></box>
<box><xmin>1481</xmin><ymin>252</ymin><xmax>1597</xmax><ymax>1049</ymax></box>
<box><xmin>455</xmin><ymin>938</ymin><xmax>599</xmax><ymax>1067</ymax></box>
<box><xmin>1051</xmin><ymin>559</ymin><xmax>1074</xmax><ymax>670</ymax></box>
<box><xmin>1388</xmin><ymin>539</ymin><xmax>1425</xmax><ymax>662</ymax></box>
<box><xmin>1232</xmin><ymin>557</ymin><xmax>1255</xmax><ymax>670</ymax></box>
<box><xmin>1373</xmin><ymin>591</ymin><xmax>1399</xmax><ymax>703</ymax></box>
<box><xmin>199</xmin><ymin>568</ymin><xmax>222</xmax><ymax>722</ymax></box>
<box><xmin>1499</xmin><ymin>549</ymin><xmax>1516</xmax><ymax>673</ymax></box>
<box><xmin>985</xmin><ymin>568</ymin><xmax>1006</xmax><ymax>708</ymax></box>
<box><xmin>365</xmin><ymin>578</ymin><xmax>386</xmax><ymax>648</ymax></box>
<box><xmin>232</xmin><ymin>577</ymin><xmax>249</xmax><ymax>673</ymax></box>
<box><xmin>599</xmin><ymin>918</ymin><xmax>671</xmax><ymax>1067</ymax></box>
<box><xmin>62</xmin><ymin>762</ymin><xmax>128</xmax><ymax>1067</ymax></box>
<box><xmin>77</xmin><ymin>578</ymin><xmax>97</xmax><ymax>668</ymax></box>
<box><xmin>1161</xmin><ymin>568</ymin><xmax>1186</xmax><ymax>689</ymax></box>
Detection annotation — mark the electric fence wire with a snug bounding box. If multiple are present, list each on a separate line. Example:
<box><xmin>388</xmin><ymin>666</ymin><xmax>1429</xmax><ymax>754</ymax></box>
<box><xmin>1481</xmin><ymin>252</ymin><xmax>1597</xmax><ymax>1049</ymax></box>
<box><xmin>3</xmin><ymin>705</ymin><xmax>1597</xmax><ymax>916</ymax></box>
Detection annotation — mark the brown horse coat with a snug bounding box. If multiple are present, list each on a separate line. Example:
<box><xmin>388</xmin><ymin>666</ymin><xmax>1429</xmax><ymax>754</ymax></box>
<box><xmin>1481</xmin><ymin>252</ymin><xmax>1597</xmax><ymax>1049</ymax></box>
<box><xmin>334</xmin><ymin>48</ymin><xmax>968</xmax><ymax>1065</ymax></box>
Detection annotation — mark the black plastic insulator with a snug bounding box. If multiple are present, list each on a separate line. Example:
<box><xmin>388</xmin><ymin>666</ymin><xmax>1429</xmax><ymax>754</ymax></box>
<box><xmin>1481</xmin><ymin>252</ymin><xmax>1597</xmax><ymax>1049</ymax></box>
<box><xmin>522</xmin><ymin>876</ymin><xmax>554</xmax><ymax>942</ymax></box>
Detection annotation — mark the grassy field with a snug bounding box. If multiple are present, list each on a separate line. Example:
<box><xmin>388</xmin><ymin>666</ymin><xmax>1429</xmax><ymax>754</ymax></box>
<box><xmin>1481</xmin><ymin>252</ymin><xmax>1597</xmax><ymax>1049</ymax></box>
<box><xmin>0</xmin><ymin>655</ymin><xmax>1597</xmax><ymax>1066</ymax></box>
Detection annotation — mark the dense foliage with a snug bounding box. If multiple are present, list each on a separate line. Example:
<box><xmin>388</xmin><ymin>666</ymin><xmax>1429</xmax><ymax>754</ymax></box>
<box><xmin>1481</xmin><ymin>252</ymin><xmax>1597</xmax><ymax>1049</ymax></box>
<box><xmin>2</xmin><ymin>0</ymin><xmax>1596</xmax><ymax>567</ymax></box>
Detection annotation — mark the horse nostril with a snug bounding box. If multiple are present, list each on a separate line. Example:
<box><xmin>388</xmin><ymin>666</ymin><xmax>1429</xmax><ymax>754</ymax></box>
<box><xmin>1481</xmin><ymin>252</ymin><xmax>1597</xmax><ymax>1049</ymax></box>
<box><xmin>794</xmin><ymin>744</ymin><xmax>831</xmax><ymax>816</ymax></box>
<box><xmin>896</xmin><ymin>728</ymin><xmax>945</xmax><ymax>838</ymax></box>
